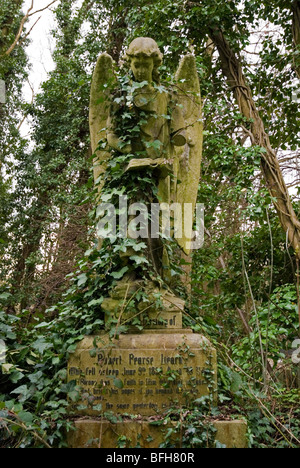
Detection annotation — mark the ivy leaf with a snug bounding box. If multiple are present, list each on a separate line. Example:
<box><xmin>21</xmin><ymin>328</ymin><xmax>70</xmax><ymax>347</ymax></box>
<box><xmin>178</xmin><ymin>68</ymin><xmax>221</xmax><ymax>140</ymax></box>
<box><xmin>113</xmin><ymin>378</ymin><xmax>124</xmax><ymax>389</ymax></box>
<box><xmin>28</xmin><ymin>371</ymin><xmax>43</xmax><ymax>384</ymax></box>
<box><xmin>110</xmin><ymin>267</ymin><xmax>129</xmax><ymax>279</ymax></box>
<box><xmin>101</xmin><ymin>193</ymin><xmax>113</xmax><ymax>202</ymax></box>
<box><xmin>129</xmin><ymin>255</ymin><xmax>149</xmax><ymax>265</ymax></box>
<box><xmin>11</xmin><ymin>385</ymin><xmax>31</xmax><ymax>401</ymax></box>
<box><xmin>32</xmin><ymin>338</ymin><xmax>53</xmax><ymax>355</ymax></box>
<box><xmin>88</xmin><ymin>298</ymin><xmax>104</xmax><ymax>307</ymax></box>
<box><xmin>93</xmin><ymin>404</ymin><xmax>103</xmax><ymax>411</ymax></box>
<box><xmin>35</xmin><ymin>322</ymin><xmax>50</xmax><ymax>329</ymax></box>
<box><xmin>18</xmin><ymin>411</ymin><xmax>34</xmax><ymax>425</ymax></box>
<box><xmin>52</xmin><ymin>357</ymin><xmax>60</xmax><ymax>365</ymax></box>
<box><xmin>77</xmin><ymin>404</ymin><xmax>88</xmax><ymax>411</ymax></box>
<box><xmin>2</xmin><ymin>364</ymin><xmax>14</xmax><ymax>374</ymax></box>
<box><xmin>145</xmin><ymin>140</ymin><xmax>162</xmax><ymax>150</ymax></box>
<box><xmin>132</xmin><ymin>242</ymin><xmax>147</xmax><ymax>252</ymax></box>
<box><xmin>68</xmin><ymin>390</ymin><xmax>80</xmax><ymax>402</ymax></box>
<box><xmin>77</xmin><ymin>274</ymin><xmax>88</xmax><ymax>287</ymax></box>
<box><xmin>0</xmin><ymin>293</ymin><xmax>11</xmax><ymax>301</ymax></box>
<box><xmin>10</xmin><ymin>371</ymin><xmax>25</xmax><ymax>383</ymax></box>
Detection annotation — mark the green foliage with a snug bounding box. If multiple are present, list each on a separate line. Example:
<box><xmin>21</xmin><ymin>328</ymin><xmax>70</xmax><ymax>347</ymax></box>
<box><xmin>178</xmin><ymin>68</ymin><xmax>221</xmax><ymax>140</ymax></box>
<box><xmin>247</xmin><ymin>402</ymin><xmax>300</xmax><ymax>448</ymax></box>
<box><xmin>232</xmin><ymin>284</ymin><xmax>299</xmax><ymax>378</ymax></box>
<box><xmin>0</xmin><ymin>1</ymin><xmax>29</xmax><ymax>286</ymax></box>
<box><xmin>0</xmin><ymin>252</ymin><xmax>107</xmax><ymax>447</ymax></box>
<box><xmin>149</xmin><ymin>402</ymin><xmax>218</xmax><ymax>448</ymax></box>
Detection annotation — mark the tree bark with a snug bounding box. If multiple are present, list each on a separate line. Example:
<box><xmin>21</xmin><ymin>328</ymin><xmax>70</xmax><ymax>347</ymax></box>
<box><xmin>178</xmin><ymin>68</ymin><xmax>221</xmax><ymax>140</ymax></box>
<box><xmin>209</xmin><ymin>28</ymin><xmax>300</xmax><ymax>258</ymax></box>
<box><xmin>106</xmin><ymin>9</ymin><xmax>128</xmax><ymax>63</ymax></box>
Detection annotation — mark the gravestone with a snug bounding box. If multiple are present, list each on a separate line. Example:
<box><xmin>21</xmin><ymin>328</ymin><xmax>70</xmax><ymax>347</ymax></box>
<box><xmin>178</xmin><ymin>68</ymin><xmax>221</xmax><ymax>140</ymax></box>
<box><xmin>68</xmin><ymin>326</ymin><xmax>217</xmax><ymax>417</ymax></box>
<box><xmin>67</xmin><ymin>38</ymin><xmax>246</xmax><ymax>448</ymax></box>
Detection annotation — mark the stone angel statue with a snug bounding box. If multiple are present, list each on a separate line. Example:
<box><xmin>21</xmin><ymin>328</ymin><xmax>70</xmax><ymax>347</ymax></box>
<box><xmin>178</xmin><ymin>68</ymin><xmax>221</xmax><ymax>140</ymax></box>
<box><xmin>89</xmin><ymin>37</ymin><xmax>203</xmax><ymax>262</ymax></box>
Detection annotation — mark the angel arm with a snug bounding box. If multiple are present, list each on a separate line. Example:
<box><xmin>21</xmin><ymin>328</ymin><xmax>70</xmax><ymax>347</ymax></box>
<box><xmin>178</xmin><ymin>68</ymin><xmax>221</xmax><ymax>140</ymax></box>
<box><xmin>106</xmin><ymin>114</ymin><xmax>132</xmax><ymax>154</ymax></box>
<box><xmin>170</xmin><ymin>104</ymin><xmax>187</xmax><ymax>147</ymax></box>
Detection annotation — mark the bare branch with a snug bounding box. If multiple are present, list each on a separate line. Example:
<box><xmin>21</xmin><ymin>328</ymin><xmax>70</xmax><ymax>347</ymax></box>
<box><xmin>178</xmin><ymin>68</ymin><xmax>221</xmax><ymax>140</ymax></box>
<box><xmin>210</xmin><ymin>27</ymin><xmax>300</xmax><ymax>258</ymax></box>
<box><xmin>236</xmin><ymin>307</ymin><xmax>253</xmax><ymax>335</ymax></box>
<box><xmin>3</xmin><ymin>0</ymin><xmax>59</xmax><ymax>57</ymax></box>
<box><xmin>18</xmin><ymin>16</ymin><xmax>41</xmax><ymax>47</ymax></box>
<box><xmin>17</xmin><ymin>80</ymin><xmax>35</xmax><ymax>131</ymax></box>
<box><xmin>4</xmin><ymin>0</ymin><xmax>34</xmax><ymax>56</ymax></box>
<box><xmin>28</xmin><ymin>0</ymin><xmax>59</xmax><ymax>18</ymax></box>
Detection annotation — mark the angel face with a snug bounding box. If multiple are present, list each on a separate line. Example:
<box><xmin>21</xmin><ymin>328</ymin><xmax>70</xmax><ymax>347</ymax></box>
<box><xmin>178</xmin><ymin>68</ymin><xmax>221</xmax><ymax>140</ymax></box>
<box><xmin>130</xmin><ymin>56</ymin><xmax>154</xmax><ymax>83</ymax></box>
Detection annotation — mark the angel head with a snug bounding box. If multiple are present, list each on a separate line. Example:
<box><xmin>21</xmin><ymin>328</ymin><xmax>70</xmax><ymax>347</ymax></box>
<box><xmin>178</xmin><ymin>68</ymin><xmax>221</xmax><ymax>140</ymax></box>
<box><xmin>125</xmin><ymin>37</ymin><xmax>163</xmax><ymax>83</ymax></box>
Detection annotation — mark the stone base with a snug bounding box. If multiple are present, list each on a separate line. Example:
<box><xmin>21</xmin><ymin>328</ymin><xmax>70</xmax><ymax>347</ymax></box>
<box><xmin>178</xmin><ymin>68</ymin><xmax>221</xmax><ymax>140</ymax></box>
<box><xmin>102</xmin><ymin>287</ymin><xmax>185</xmax><ymax>330</ymax></box>
<box><xmin>214</xmin><ymin>420</ymin><xmax>248</xmax><ymax>449</ymax></box>
<box><xmin>68</xmin><ymin>330</ymin><xmax>217</xmax><ymax>416</ymax></box>
<box><xmin>67</xmin><ymin>419</ymin><xmax>248</xmax><ymax>449</ymax></box>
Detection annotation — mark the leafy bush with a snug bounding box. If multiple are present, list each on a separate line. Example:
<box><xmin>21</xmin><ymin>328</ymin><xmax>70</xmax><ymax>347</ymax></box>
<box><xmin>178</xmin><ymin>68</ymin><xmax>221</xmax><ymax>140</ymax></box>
<box><xmin>232</xmin><ymin>284</ymin><xmax>299</xmax><ymax>380</ymax></box>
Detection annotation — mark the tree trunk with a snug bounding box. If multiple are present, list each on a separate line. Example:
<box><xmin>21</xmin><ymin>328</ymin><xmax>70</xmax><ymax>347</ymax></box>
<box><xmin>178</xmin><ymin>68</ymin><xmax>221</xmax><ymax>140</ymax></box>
<box><xmin>106</xmin><ymin>9</ymin><xmax>128</xmax><ymax>62</ymax></box>
<box><xmin>209</xmin><ymin>28</ymin><xmax>300</xmax><ymax>258</ymax></box>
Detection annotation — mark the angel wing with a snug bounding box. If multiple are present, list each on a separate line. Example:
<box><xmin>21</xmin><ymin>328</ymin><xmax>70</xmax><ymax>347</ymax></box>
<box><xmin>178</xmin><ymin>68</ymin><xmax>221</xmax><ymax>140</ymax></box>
<box><xmin>173</xmin><ymin>54</ymin><xmax>203</xmax><ymax>255</ymax></box>
<box><xmin>89</xmin><ymin>53</ymin><xmax>115</xmax><ymax>189</ymax></box>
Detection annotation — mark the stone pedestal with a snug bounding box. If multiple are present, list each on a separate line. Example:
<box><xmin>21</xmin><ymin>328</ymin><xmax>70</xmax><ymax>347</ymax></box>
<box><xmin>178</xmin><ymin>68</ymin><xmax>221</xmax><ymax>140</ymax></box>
<box><xmin>67</xmin><ymin>321</ymin><xmax>249</xmax><ymax>448</ymax></box>
<box><xmin>102</xmin><ymin>286</ymin><xmax>185</xmax><ymax>330</ymax></box>
<box><xmin>68</xmin><ymin>329</ymin><xmax>217</xmax><ymax>416</ymax></box>
<box><xmin>66</xmin><ymin>290</ymin><xmax>249</xmax><ymax>448</ymax></box>
<box><xmin>67</xmin><ymin>419</ymin><xmax>248</xmax><ymax>449</ymax></box>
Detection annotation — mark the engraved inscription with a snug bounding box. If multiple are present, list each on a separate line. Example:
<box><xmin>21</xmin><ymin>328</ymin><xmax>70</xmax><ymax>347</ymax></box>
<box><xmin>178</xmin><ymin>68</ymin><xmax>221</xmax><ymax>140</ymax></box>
<box><xmin>68</xmin><ymin>344</ymin><xmax>213</xmax><ymax>416</ymax></box>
